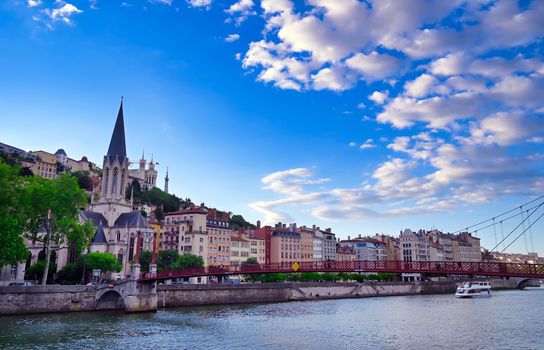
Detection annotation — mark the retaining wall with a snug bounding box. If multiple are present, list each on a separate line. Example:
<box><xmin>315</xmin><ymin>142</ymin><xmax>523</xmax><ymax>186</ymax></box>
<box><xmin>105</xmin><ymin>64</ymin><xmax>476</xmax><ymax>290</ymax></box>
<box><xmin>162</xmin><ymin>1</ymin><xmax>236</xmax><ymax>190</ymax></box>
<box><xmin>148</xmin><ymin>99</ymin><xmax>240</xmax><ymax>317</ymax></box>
<box><xmin>0</xmin><ymin>285</ymin><xmax>96</xmax><ymax>315</ymax></box>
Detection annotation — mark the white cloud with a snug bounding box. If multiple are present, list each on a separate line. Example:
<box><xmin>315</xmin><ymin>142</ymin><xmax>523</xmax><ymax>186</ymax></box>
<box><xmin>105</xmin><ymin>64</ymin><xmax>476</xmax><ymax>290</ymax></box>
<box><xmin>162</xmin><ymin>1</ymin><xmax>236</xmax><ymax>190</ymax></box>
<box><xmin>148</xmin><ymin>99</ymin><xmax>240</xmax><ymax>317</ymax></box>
<box><xmin>149</xmin><ymin>0</ymin><xmax>172</xmax><ymax>5</ymax></box>
<box><xmin>345</xmin><ymin>52</ymin><xmax>400</xmax><ymax>80</ymax></box>
<box><xmin>369</xmin><ymin>90</ymin><xmax>388</xmax><ymax>105</ymax></box>
<box><xmin>225</xmin><ymin>33</ymin><xmax>240</xmax><ymax>42</ymax></box>
<box><xmin>225</xmin><ymin>0</ymin><xmax>255</xmax><ymax>24</ymax></box>
<box><xmin>42</xmin><ymin>3</ymin><xmax>83</xmax><ymax>27</ymax></box>
<box><xmin>186</xmin><ymin>0</ymin><xmax>211</xmax><ymax>8</ymax></box>
<box><xmin>27</xmin><ymin>0</ymin><xmax>42</xmax><ymax>7</ymax></box>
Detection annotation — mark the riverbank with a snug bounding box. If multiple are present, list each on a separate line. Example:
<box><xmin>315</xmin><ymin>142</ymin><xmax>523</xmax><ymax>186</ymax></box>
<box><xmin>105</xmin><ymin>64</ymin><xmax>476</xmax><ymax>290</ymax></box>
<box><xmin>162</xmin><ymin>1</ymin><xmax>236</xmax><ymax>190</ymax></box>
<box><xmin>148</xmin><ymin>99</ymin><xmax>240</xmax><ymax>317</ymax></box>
<box><xmin>0</xmin><ymin>277</ymin><xmax>535</xmax><ymax>315</ymax></box>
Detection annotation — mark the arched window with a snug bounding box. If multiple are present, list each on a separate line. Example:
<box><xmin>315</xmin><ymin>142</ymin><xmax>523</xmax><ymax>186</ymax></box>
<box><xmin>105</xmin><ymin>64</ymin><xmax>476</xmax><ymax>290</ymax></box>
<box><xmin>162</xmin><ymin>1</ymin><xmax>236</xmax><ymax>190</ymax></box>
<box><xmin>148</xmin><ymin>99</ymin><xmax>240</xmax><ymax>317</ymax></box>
<box><xmin>104</xmin><ymin>167</ymin><xmax>109</xmax><ymax>194</ymax></box>
<box><xmin>112</xmin><ymin>167</ymin><xmax>118</xmax><ymax>196</ymax></box>
<box><xmin>129</xmin><ymin>235</ymin><xmax>135</xmax><ymax>261</ymax></box>
<box><xmin>117</xmin><ymin>249</ymin><xmax>125</xmax><ymax>265</ymax></box>
<box><xmin>120</xmin><ymin>169</ymin><xmax>126</xmax><ymax>196</ymax></box>
<box><xmin>116</xmin><ymin>231</ymin><xmax>121</xmax><ymax>241</ymax></box>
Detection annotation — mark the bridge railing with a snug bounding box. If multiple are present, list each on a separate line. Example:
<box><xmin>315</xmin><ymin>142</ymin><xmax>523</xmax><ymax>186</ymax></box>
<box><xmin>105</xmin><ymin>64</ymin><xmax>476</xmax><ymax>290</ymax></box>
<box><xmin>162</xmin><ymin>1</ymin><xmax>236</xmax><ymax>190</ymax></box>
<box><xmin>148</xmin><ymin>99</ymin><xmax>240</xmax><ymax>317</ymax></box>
<box><xmin>139</xmin><ymin>260</ymin><xmax>544</xmax><ymax>281</ymax></box>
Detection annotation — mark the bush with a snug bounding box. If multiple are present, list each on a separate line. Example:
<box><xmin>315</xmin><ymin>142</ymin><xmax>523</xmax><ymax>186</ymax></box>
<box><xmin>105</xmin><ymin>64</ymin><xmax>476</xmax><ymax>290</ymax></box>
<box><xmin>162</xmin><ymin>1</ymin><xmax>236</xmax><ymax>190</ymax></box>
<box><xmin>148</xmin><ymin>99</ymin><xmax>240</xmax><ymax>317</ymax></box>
<box><xmin>157</xmin><ymin>249</ymin><xmax>179</xmax><ymax>271</ymax></box>
<box><xmin>174</xmin><ymin>253</ymin><xmax>204</xmax><ymax>269</ymax></box>
<box><xmin>85</xmin><ymin>252</ymin><xmax>122</xmax><ymax>273</ymax></box>
<box><xmin>25</xmin><ymin>260</ymin><xmax>57</xmax><ymax>282</ymax></box>
<box><xmin>57</xmin><ymin>261</ymin><xmax>84</xmax><ymax>284</ymax></box>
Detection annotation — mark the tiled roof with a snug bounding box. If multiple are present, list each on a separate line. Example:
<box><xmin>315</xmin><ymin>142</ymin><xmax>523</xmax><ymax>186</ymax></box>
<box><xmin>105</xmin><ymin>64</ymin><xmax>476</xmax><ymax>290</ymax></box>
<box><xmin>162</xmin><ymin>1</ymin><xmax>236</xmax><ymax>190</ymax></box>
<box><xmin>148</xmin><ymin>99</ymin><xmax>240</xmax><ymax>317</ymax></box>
<box><xmin>80</xmin><ymin>211</ymin><xmax>109</xmax><ymax>227</ymax></box>
<box><xmin>113</xmin><ymin>211</ymin><xmax>149</xmax><ymax>228</ymax></box>
<box><xmin>91</xmin><ymin>222</ymin><xmax>108</xmax><ymax>244</ymax></box>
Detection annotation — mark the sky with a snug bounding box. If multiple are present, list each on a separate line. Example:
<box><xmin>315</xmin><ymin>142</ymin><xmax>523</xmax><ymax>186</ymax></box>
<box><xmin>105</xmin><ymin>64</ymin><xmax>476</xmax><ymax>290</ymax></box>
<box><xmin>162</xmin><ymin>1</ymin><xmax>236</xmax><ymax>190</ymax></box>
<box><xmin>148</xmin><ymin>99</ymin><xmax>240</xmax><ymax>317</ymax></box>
<box><xmin>1</xmin><ymin>0</ymin><xmax>543</xmax><ymax>255</ymax></box>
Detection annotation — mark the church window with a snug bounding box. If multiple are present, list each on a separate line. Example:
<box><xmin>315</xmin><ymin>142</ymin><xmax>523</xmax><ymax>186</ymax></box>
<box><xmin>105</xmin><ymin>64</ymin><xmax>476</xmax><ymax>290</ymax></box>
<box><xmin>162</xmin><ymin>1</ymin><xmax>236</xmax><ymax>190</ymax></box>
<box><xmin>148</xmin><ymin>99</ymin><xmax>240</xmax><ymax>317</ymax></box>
<box><xmin>120</xmin><ymin>169</ymin><xmax>126</xmax><ymax>195</ymax></box>
<box><xmin>104</xmin><ymin>168</ymin><xmax>109</xmax><ymax>194</ymax></box>
<box><xmin>129</xmin><ymin>236</ymin><xmax>135</xmax><ymax>261</ymax></box>
<box><xmin>116</xmin><ymin>231</ymin><xmax>121</xmax><ymax>241</ymax></box>
<box><xmin>112</xmin><ymin>168</ymin><xmax>118</xmax><ymax>196</ymax></box>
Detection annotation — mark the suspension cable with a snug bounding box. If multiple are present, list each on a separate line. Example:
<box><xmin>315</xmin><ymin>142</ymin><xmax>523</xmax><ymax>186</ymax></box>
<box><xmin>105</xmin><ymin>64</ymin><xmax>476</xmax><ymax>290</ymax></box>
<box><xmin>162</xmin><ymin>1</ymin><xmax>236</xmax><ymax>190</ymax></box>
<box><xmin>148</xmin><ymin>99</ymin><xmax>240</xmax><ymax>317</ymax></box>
<box><xmin>520</xmin><ymin>207</ymin><xmax>529</xmax><ymax>254</ymax></box>
<box><xmin>451</xmin><ymin>194</ymin><xmax>544</xmax><ymax>234</ymax></box>
<box><xmin>527</xmin><ymin>209</ymin><xmax>535</xmax><ymax>253</ymax></box>
<box><xmin>458</xmin><ymin>201</ymin><xmax>543</xmax><ymax>236</ymax></box>
<box><xmin>500</xmin><ymin>209</ymin><xmax>544</xmax><ymax>253</ymax></box>
<box><xmin>500</xmin><ymin>220</ymin><xmax>506</xmax><ymax>251</ymax></box>
<box><xmin>489</xmin><ymin>201</ymin><xmax>544</xmax><ymax>253</ymax></box>
<box><xmin>492</xmin><ymin>217</ymin><xmax>498</xmax><ymax>248</ymax></box>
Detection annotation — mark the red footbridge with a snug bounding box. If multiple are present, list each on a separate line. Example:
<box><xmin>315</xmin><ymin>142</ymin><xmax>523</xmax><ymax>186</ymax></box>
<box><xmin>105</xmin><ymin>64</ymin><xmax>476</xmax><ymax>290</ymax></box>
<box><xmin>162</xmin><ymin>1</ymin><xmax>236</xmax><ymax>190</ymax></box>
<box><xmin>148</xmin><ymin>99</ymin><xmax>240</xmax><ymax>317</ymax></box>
<box><xmin>139</xmin><ymin>260</ymin><xmax>544</xmax><ymax>281</ymax></box>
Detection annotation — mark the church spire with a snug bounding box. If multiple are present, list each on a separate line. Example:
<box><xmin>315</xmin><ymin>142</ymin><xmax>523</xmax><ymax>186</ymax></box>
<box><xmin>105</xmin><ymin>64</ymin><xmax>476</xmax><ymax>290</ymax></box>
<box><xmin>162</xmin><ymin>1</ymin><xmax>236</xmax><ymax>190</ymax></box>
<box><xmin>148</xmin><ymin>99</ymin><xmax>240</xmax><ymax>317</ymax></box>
<box><xmin>107</xmin><ymin>98</ymin><xmax>127</xmax><ymax>159</ymax></box>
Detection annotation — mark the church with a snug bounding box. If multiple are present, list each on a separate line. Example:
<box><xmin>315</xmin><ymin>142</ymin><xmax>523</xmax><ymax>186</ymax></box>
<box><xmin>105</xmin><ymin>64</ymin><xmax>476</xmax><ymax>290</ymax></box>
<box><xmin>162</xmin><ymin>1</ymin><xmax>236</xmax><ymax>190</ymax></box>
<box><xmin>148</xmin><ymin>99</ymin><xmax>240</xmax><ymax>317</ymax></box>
<box><xmin>80</xmin><ymin>100</ymin><xmax>155</xmax><ymax>278</ymax></box>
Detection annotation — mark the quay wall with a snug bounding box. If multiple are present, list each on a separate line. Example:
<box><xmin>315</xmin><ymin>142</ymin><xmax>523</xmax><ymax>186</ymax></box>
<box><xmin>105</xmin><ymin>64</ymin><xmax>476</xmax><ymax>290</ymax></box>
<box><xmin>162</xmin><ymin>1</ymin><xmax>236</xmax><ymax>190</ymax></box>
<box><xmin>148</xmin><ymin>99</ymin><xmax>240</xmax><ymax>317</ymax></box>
<box><xmin>157</xmin><ymin>281</ymin><xmax>457</xmax><ymax>308</ymax></box>
<box><xmin>0</xmin><ymin>285</ymin><xmax>96</xmax><ymax>315</ymax></box>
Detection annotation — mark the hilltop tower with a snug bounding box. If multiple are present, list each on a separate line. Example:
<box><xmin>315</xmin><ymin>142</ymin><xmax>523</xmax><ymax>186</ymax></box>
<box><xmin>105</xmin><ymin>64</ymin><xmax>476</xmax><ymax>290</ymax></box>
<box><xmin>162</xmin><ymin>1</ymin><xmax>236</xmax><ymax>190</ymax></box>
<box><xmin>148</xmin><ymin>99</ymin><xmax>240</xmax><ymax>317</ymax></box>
<box><xmin>164</xmin><ymin>167</ymin><xmax>169</xmax><ymax>193</ymax></box>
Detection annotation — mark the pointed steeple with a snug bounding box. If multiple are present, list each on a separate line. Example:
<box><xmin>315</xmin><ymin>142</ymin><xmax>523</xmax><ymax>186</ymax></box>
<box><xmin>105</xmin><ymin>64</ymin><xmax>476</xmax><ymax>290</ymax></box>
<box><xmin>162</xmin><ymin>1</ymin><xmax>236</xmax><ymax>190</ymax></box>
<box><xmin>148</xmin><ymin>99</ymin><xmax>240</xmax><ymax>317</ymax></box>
<box><xmin>107</xmin><ymin>98</ymin><xmax>127</xmax><ymax>159</ymax></box>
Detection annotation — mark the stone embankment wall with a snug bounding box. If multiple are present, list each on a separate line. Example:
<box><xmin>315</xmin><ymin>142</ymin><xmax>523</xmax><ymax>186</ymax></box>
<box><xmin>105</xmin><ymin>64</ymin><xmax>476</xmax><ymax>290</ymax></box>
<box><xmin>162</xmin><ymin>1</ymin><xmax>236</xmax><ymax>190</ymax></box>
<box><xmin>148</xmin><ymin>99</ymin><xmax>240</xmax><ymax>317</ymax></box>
<box><xmin>0</xmin><ymin>285</ymin><xmax>96</xmax><ymax>315</ymax></box>
<box><xmin>157</xmin><ymin>281</ymin><xmax>458</xmax><ymax>308</ymax></box>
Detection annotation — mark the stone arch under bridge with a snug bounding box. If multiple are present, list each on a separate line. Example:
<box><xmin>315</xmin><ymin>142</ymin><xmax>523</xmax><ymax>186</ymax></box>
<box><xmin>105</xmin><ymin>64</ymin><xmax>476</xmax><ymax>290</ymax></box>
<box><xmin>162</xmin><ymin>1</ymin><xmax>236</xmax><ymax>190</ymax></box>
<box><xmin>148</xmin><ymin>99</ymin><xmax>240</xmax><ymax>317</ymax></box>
<box><xmin>95</xmin><ymin>279</ymin><xmax>158</xmax><ymax>313</ymax></box>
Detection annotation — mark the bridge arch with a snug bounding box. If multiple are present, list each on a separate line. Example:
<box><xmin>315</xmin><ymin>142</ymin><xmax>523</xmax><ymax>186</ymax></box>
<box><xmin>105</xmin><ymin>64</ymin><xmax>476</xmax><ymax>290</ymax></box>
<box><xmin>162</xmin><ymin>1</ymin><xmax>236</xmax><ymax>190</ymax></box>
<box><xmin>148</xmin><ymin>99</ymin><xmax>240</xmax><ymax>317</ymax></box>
<box><xmin>96</xmin><ymin>290</ymin><xmax>126</xmax><ymax>310</ymax></box>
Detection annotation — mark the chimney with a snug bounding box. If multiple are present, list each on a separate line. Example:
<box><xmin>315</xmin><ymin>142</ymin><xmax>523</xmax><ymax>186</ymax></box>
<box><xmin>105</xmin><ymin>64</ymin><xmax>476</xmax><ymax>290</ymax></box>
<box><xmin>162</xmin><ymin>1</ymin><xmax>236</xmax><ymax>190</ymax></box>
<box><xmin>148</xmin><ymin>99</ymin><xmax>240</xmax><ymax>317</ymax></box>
<box><xmin>358</xmin><ymin>234</ymin><xmax>362</xmax><ymax>238</ymax></box>
<box><xmin>283</xmin><ymin>223</ymin><xmax>286</xmax><ymax>229</ymax></box>
<box><xmin>348</xmin><ymin>235</ymin><xmax>350</xmax><ymax>240</ymax></box>
<box><xmin>312</xmin><ymin>225</ymin><xmax>316</xmax><ymax>230</ymax></box>
<box><xmin>257</xmin><ymin>220</ymin><xmax>261</xmax><ymax>229</ymax></box>
<box><xmin>200</xmin><ymin>202</ymin><xmax>205</xmax><ymax>208</ymax></box>
<box><xmin>325</xmin><ymin>228</ymin><xmax>331</xmax><ymax>233</ymax></box>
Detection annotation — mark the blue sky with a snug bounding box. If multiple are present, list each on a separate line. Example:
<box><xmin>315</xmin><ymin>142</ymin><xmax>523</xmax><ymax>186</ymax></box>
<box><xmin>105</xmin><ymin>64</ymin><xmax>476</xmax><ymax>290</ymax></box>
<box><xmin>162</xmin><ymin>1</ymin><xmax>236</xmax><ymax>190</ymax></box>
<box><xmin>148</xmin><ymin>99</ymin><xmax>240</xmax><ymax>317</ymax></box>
<box><xmin>1</xmin><ymin>0</ymin><xmax>543</xmax><ymax>254</ymax></box>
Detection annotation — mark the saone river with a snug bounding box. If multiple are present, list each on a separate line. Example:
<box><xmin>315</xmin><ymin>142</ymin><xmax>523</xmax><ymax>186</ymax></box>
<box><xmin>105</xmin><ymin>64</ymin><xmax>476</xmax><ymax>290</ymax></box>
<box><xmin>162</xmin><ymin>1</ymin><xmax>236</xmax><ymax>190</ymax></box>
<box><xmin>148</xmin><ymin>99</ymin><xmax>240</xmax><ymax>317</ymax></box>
<box><xmin>0</xmin><ymin>287</ymin><xmax>542</xmax><ymax>349</ymax></box>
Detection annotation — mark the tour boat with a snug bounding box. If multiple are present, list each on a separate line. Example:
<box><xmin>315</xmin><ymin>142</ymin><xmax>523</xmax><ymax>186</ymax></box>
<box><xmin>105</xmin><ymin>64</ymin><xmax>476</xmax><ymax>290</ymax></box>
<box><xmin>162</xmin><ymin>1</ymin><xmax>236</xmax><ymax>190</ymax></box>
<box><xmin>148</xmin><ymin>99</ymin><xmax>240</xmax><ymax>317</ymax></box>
<box><xmin>455</xmin><ymin>281</ymin><xmax>492</xmax><ymax>298</ymax></box>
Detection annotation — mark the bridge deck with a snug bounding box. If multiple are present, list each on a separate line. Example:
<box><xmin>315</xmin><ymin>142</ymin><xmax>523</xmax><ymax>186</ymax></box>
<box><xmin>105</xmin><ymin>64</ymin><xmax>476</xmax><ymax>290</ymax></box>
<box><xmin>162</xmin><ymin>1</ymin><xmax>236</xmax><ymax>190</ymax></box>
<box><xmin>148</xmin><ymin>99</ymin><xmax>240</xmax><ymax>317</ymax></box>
<box><xmin>139</xmin><ymin>261</ymin><xmax>544</xmax><ymax>281</ymax></box>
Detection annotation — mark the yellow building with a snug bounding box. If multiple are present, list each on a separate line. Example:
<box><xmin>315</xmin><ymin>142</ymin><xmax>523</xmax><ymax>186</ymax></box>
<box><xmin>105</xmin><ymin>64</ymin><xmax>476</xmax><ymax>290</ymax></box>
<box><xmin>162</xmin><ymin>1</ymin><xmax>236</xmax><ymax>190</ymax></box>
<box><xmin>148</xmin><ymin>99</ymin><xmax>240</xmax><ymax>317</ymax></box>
<box><xmin>230</xmin><ymin>236</ymin><xmax>250</xmax><ymax>266</ymax></box>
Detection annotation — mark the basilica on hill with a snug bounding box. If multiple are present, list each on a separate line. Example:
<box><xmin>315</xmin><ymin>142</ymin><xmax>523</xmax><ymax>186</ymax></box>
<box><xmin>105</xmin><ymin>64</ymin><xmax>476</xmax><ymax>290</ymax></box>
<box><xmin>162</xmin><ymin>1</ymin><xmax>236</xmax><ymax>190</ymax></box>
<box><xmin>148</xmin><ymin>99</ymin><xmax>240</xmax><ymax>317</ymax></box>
<box><xmin>79</xmin><ymin>100</ymin><xmax>155</xmax><ymax>278</ymax></box>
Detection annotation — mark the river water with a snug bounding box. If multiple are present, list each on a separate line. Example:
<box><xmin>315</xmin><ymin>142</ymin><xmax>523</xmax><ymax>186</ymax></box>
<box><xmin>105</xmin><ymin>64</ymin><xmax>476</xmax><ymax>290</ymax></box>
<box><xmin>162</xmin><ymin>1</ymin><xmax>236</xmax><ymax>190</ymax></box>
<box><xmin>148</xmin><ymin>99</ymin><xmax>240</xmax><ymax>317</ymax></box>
<box><xmin>0</xmin><ymin>287</ymin><xmax>542</xmax><ymax>349</ymax></box>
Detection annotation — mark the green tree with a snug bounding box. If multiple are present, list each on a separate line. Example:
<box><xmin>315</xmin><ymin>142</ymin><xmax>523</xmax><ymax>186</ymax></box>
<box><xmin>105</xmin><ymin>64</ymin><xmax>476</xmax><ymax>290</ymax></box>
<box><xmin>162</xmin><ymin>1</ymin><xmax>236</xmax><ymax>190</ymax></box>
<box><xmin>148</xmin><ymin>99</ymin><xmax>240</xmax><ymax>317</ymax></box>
<box><xmin>0</xmin><ymin>162</ymin><xmax>29</xmax><ymax>267</ymax></box>
<box><xmin>57</xmin><ymin>258</ymin><xmax>85</xmax><ymax>284</ymax></box>
<box><xmin>245</xmin><ymin>257</ymin><xmax>258</xmax><ymax>264</ymax></box>
<box><xmin>157</xmin><ymin>249</ymin><xmax>179</xmax><ymax>271</ymax></box>
<box><xmin>321</xmin><ymin>272</ymin><xmax>338</xmax><ymax>282</ymax></box>
<box><xmin>21</xmin><ymin>174</ymin><xmax>89</xmax><ymax>285</ymax></box>
<box><xmin>229</xmin><ymin>214</ymin><xmax>256</xmax><ymax>230</ymax></box>
<box><xmin>25</xmin><ymin>260</ymin><xmax>57</xmax><ymax>282</ymax></box>
<box><xmin>72</xmin><ymin>171</ymin><xmax>92</xmax><ymax>191</ymax></box>
<box><xmin>260</xmin><ymin>273</ymin><xmax>286</xmax><ymax>283</ymax></box>
<box><xmin>174</xmin><ymin>253</ymin><xmax>204</xmax><ymax>269</ymax></box>
<box><xmin>140</xmin><ymin>250</ymin><xmax>152</xmax><ymax>273</ymax></box>
<box><xmin>85</xmin><ymin>252</ymin><xmax>122</xmax><ymax>273</ymax></box>
<box><xmin>154</xmin><ymin>207</ymin><xmax>164</xmax><ymax>221</ymax></box>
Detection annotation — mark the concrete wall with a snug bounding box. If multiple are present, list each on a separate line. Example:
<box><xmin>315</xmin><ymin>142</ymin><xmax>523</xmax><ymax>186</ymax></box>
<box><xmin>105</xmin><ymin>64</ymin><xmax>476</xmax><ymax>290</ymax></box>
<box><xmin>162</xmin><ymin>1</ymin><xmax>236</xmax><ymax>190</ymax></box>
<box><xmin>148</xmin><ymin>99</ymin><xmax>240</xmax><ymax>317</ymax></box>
<box><xmin>0</xmin><ymin>285</ymin><xmax>96</xmax><ymax>315</ymax></box>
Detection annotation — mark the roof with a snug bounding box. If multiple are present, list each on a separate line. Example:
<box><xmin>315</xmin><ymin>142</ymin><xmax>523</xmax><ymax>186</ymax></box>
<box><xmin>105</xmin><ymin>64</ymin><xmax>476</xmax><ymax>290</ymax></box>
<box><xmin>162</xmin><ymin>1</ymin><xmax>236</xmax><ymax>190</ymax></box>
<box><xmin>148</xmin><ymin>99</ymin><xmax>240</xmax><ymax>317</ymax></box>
<box><xmin>113</xmin><ymin>211</ymin><xmax>149</xmax><ymax>228</ymax></box>
<box><xmin>106</xmin><ymin>100</ymin><xmax>127</xmax><ymax>159</ymax></box>
<box><xmin>231</xmin><ymin>236</ymin><xmax>249</xmax><ymax>242</ymax></box>
<box><xmin>91</xmin><ymin>222</ymin><xmax>108</xmax><ymax>244</ymax></box>
<box><xmin>80</xmin><ymin>211</ymin><xmax>109</xmax><ymax>227</ymax></box>
<box><xmin>55</xmin><ymin>149</ymin><xmax>67</xmax><ymax>156</ymax></box>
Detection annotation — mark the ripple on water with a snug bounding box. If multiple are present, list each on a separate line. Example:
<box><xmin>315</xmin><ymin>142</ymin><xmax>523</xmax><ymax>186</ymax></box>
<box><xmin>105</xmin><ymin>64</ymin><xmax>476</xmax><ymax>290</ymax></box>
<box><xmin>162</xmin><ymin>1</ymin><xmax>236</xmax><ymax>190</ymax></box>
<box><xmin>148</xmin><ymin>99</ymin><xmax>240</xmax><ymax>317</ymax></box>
<box><xmin>0</xmin><ymin>288</ymin><xmax>543</xmax><ymax>349</ymax></box>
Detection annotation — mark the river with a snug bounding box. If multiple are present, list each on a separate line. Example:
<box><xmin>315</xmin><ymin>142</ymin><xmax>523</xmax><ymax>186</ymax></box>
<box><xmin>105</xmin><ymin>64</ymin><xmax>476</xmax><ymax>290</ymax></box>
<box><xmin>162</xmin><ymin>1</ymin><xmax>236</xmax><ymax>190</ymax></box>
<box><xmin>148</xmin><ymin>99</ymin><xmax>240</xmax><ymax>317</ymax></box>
<box><xmin>0</xmin><ymin>287</ymin><xmax>542</xmax><ymax>349</ymax></box>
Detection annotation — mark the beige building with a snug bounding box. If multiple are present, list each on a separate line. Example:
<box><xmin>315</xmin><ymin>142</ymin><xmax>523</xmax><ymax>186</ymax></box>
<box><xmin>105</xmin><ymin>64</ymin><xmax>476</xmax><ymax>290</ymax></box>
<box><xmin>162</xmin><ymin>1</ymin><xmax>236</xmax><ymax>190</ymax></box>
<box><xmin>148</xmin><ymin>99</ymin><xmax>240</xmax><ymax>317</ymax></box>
<box><xmin>374</xmin><ymin>234</ymin><xmax>401</xmax><ymax>261</ymax></box>
<box><xmin>299</xmin><ymin>228</ymin><xmax>314</xmax><ymax>262</ymax></box>
<box><xmin>230</xmin><ymin>236</ymin><xmax>250</xmax><ymax>266</ymax></box>
<box><xmin>336</xmin><ymin>245</ymin><xmax>356</xmax><ymax>261</ymax></box>
<box><xmin>270</xmin><ymin>230</ymin><xmax>301</xmax><ymax>264</ymax></box>
<box><xmin>161</xmin><ymin>205</ymin><xmax>209</xmax><ymax>264</ymax></box>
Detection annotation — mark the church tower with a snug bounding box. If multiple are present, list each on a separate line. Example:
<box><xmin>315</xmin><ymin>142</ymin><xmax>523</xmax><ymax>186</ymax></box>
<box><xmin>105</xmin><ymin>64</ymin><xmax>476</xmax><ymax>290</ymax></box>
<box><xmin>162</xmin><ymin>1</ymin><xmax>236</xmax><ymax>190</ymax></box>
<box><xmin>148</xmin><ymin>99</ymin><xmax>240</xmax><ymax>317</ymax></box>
<box><xmin>91</xmin><ymin>99</ymin><xmax>132</xmax><ymax>224</ymax></box>
<box><xmin>164</xmin><ymin>167</ymin><xmax>169</xmax><ymax>193</ymax></box>
<box><xmin>100</xmin><ymin>100</ymin><xmax>129</xmax><ymax>201</ymax></box>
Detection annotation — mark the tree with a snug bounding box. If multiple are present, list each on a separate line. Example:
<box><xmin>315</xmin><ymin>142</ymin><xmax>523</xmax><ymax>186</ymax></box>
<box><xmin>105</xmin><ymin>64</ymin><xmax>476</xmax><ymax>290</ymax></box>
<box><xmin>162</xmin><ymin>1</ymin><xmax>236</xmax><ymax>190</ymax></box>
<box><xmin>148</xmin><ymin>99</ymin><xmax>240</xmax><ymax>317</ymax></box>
<box><xmin>21</xmin><ymin>174</ymin><xmax>89</xmax><ymax>285</ymax></box>
<box><xmin>85</xmin><ymin>252</ymin><xmax>122</xmax><ymax>273</ymax></box>
<box><xmin>0</xmin><ymin>162</ymin><xmax>29</xmax><ymax>267</ymax></box>
<box><xmin>230</xmin><ymin>214</ymin><xmax>256</xmax><ymax>230</ymax></box>
<box><xmin>57</xmin><ymin>258</ymin><xmax>85</xmax><ymax>284</ymax></box>
<box><xmin>321</xmin><ymin>272</ymin><xmax>338</xmax><ymax>282</ymax></box>
<box><xmin>25</xmin><ymin>260</ymin><xmax>57</xmax><ymax>282</ymax></box>
<box><xmin>154</xmin><ymin>207</ymin><xmax>164</xmax><ymax>221</ymax></box>
<box><xmin>157</xmin><ymin>249</ymin><xmax>179</xmax><ymax>271</ymax></box>
<box><xmin>140</xmin><ymin>251</ymin><xmax>152</xmax><ymax>273</ymax></box>
<box><xmin>174</xmin><ymin>253</ymin><xmax>204</xmax><ymax>269</ymax></box>
<box><xmin>72</xmin><ymin>171</ymin><xmax>92</xmax><ymax>191</ymax></box>
<box><xmin>245</xmin><ymin>257</ymin><xmax>258</xmax><ymax>264</ymax></box>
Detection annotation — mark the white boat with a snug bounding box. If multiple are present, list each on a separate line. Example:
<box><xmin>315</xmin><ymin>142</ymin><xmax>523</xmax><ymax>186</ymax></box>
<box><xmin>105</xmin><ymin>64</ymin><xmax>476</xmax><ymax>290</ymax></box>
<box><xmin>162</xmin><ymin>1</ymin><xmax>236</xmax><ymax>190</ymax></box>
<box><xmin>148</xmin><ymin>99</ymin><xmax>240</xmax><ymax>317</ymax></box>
<box><xmin>455</xmin><ymin>281</ymin><xmax>492</xmax><ymax>298</ymax></box>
